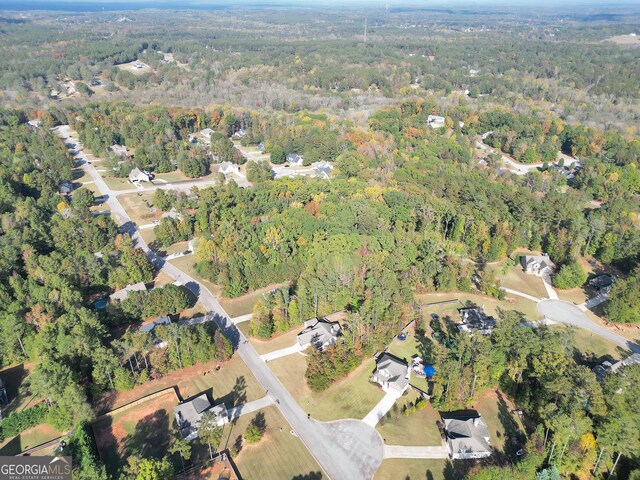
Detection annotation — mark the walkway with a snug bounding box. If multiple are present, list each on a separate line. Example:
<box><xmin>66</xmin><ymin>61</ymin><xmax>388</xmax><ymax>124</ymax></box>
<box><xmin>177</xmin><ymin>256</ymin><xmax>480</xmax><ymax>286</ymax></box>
<box><xmin>228</xmin><ymin>395</ymin><xmax>274</xmax><ymax>421</ymax></box>
<box><xmin>383</xmin><ymin>444</ymin><xmax>449</xmax><ymax>459</ymax></box>
<box><xmin>541</xmin><ymin>274</ymin><xmax>558</xmax><ymax>300</ymax></box>
<box><xmin>503</xmin><ymin>288</ymin><xmax>540</xmax><ymax>303</ymax></box>
<box><xmin>362</xmin><ymin>390</ymin><xmax>402</xmax><ymax>427</ymax></box>
<box><xmin>55</xmin><ymin>125</ymin><xmax>385</xmax><ymax>480</ymax></box>
<box><xmin>260</xmin><ymin>343</ymin><xmax>303</xmax><ymax>362</ymax></box>
<box><xmin>231</xmin><ymin>313</ymin><xmax>252</xmax><ymax>324</ymax></box>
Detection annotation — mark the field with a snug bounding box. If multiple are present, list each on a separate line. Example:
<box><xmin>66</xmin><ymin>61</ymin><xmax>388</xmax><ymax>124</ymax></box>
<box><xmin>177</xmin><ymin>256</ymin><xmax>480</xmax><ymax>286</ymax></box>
<box><xmin>118</xmin><ymin>191</ymin><xmax>157</xmax><ymax>225</ymax></box>
<box><xmin>0</xmin><ymin>424</ymin><xmax>63</xmax><ymax>455</ymax></box>
<box><xmin>221</xmin><ymin>406</ymin><xmax>323</xmax><ymax>480</ymax></box>
<box><xmin>169</xmin><ymin>255</ymin><xmax>222</xmax><ymax>298</ymax></box>
<box><xmin>374</xmin><ymin>459</ymin><xmax>451</xmax><ymax>480</ymax></box>
<box><xmin>92</xmin><ymin>389</ymin><xmax>180</xmax><ymax>475</ymax></box>
<box><xmin>115</xmin><ymin>60</ymin><xmax>153</xmax><ymax>75</ymax></box>
<box><xmin>605</xmin><ymin>34</ymin><xmax>640</xmax><ymax>45</ymax></box>
<box><xmin>268</xmin><ymin>355</ymin><xmax>384</xmax><ymax>421</ymax></box>
<box><xmin>376</xmin><ymin>391</ymin><xmax>442</xmax><ymax>446</ymax></box>
<box><xmin>219</xmin><ymin>282</ymin><xmax>290</xmax><ymax>318</ymax></box>
<box><xmin>248</xmin><ymin>325</ymin><xmax>303</xmax><ymax>355</ymax></box>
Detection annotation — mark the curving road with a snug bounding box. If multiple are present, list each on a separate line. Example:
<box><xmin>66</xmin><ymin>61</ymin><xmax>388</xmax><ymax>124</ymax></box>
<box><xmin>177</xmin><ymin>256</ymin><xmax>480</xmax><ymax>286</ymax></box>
<box><xmin>55</xmin><ymin>126</ymin><xmax>385</xmax><ymax>480</ymax></box>
<box><xmin>538</xmin><ymin>300</ymin><xmax>640</xmax><ymax>354</ymax></box>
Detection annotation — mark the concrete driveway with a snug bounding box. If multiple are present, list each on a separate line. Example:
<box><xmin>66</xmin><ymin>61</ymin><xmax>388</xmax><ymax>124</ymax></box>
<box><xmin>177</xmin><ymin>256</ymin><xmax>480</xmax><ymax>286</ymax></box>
<box><xmin>384</xmin><ymin>444</ymin><xmax>449</xmax><ymax>459</ymax></box>
<box><xmin>538</xmin><ymin>299</ymin><xmax>640</xmax><ymax>353</ymax></box>
<box><xmin>362</xmin><ymin>390</ymin><xmax>401</xmax><ymax>427</ymax></box>
<box><xmin>260</xmin><ymin>343</ymin><xmax>303</xmax><ymax>362</ymax></box>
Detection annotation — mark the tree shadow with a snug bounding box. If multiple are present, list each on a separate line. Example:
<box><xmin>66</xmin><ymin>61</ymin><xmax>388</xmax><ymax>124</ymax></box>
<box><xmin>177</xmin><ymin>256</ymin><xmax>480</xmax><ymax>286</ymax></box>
<box><xmin>0</xmin><ymin>363</ymin><xmax>30</xmax><ymax>413</ymax></box>
<box><xmin>442</xmin><ymin>459</ymin><xmax>474</xmax><ymax>480</ymax></box>
<box><xmin>122</xmin><ymin>409</ymin><xmax>171</xmax><ymax>459</ymax></box>
<box><xmin>91</xmin><ymin>416</ymin><xmax>119</xmax><ymax>476</ymax></box>
<box><xmin>291</xmin><ymin>473</ymin><xmax>323</xmax><ymax>480</ymax></box>
<box><xmin>426</xmin><ymin>470</ymin><xmax>434</xmax><ymax>480</ymax></box>
<box><xmin>496</xmin><ymin>392</ymin><xmax>525</xmax><ymax>460</ymax></box>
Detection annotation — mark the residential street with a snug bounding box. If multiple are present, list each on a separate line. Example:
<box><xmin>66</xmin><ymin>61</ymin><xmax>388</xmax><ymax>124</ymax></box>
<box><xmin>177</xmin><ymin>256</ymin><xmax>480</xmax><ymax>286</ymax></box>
<box><xmin>55</xmin><ymin>126</ymin><xmax>386</xmax><ymax>480</ymax></box>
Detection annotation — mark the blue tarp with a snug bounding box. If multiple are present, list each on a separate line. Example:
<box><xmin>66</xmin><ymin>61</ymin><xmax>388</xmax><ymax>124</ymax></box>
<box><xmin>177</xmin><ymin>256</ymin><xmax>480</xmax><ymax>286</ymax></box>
<box><xmin>424</xmin><ymin>364</ymin><xmax>436</xmax><ymax>378</ymax></box>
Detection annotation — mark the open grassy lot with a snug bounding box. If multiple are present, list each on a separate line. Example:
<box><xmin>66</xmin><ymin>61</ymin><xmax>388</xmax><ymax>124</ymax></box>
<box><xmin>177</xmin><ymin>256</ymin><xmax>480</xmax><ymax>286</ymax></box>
<box><xmin>376</xmin><ymin>391</ymin><xmax>442</xmax><ymax>446</ymax></box>
<box><xmin>249</xmin><ymin>325</ymin><xmax>303</xmax><ymax>355</ymax></box>
<box><xmin>219</xmin><ymin>282</ymin><xmax>289</xmax><ymax>319</ymax></box>
<box><xmin>71</xmin><ymin>167</ymin><xmax>92</xmax><ymax>184</ymax></box>
<box><xmin>556</xmin><ymin>286</ymin><xmax>590</xmax><ymax>305</ymax></box>
<box><xmin>414</xmin><ymin>291</ymin><xmax>542</xmax><ymax>322</ymax></box>
<box><xmin>118</xmin><ymin>191</ymin><xmax>157</xmax><ymax>225</ymax></box>
<box><xmin>115</xmin><ymin>60</ymin><xmax>153</xmax><ymax>75</ymax></box>
<box><xmin>474</xmin><ymin>389</ymin><xmax>525</xmax><ymax>451</ymax></box>
<box><xmin>374</xmin><ymin>459</ymin><xmax>451</xmax><ymax>480</ymax></box>
<box><xmin>220</xmin><ymin>406</ymin><xmax>323</xmax><ymax>480</ymax></box>
<box><xmin>268</xmin><ymin>355</ymin><xmax>384</xmax><ymax>421</ymax></box>
<box><xmin>169</xmin><ymin>255</ymin><xmax>222</xmax><ymax>297</ymax></box>
<box><xmin>555</xmin><ymin>325</ymin><xmax>629</xmax><ymax>365</ymax></box>
<box><xmin>0</xmin><ymin>423</ymin><xmax>63</xmax><ymax>455</ymax></box>
<box><xmin>92</xmin><ymin>389</ymin><xmax>179</xmax><ymax>475</ymax></box>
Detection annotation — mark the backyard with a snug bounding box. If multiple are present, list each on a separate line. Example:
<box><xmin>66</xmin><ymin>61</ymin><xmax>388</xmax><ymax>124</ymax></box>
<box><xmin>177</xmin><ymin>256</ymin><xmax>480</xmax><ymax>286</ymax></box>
<box><xmin>386</xmin><ymin>334</ymin><xmax>430</xmax><ymax>394</ymax></box>
<box><xmin>268</xmin><ymin>355</ymin><xmax>384</xmax><ymax>421</ymax></box>
<box><xmin>220</xmin><ymin>406</ymin><xmax>323</xmax><ymax>480</ymax></box>
<box><xmin>473</xmin><ymin>389</ymin><xmax>526</xmax><ymax>452</ymax></box>
<box><xmin>0</xmin><ymin>423</ymin><xmax>63</xmax><ymax>455</ymax></box>
<box><xmin>92</xmin><ymin>389</ymin><xmax>180</xmax><ymax>475</ymax></box>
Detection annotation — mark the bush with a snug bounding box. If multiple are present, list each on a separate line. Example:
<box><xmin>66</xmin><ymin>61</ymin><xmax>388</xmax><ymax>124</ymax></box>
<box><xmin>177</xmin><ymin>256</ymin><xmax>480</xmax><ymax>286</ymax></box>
<box><xmin>114</xmin><ymin>368</ymin><xmax>135</xmax><ymax>391</ymax></box>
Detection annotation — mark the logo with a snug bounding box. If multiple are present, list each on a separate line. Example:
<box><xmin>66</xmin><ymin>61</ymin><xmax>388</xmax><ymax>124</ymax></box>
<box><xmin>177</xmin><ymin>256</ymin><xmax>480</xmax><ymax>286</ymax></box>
<box><xmin>0</xmin><ymin>456</ymin><xmax>72</xmax><ymax>480</ymax></box>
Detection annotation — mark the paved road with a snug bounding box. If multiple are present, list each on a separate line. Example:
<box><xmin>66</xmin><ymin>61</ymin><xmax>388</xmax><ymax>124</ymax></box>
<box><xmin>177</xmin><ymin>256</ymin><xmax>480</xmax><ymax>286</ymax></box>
<box><xmin>475</xmin><ymin>140</ymin><xmax>579</xmax><ymax>176</ymax></box>
<box><xmin>538</xmin><ymin>300</ymin><xmax>640</xmax><ymax>353</ymax></box>
<box><xmin>55</xmin><ymin>126</ymin><xmax>384</xmax><ymax>480</ymax></box>
<box><xmin>383</xmin><ymin>444</ymin><xmax>449</xmax><ymax>459</ymax></box>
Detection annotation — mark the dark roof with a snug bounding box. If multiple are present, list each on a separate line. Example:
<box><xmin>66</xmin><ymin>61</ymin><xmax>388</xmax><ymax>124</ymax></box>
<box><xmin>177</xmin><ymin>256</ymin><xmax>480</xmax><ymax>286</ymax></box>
<box><xmin>458</xmin><ymin>308</ymin><xmax>497</xmax><ymax>334</ymax></box>
<box><xmin>589</xmin><ymin>274</ymin><xmax>615</xmax><ymax>289</ymax></box>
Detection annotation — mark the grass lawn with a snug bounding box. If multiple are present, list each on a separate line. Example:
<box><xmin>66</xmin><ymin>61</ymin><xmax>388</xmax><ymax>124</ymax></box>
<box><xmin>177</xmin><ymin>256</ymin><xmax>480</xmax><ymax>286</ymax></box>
<box><xmin>100</xmin><ymin>175</ymin><xmax>135</xmax><ymax>191</ymax></box>
<box><xmin>71</xmin><ymin>167</ymin><xmax>92</xmax><ymax>184</ymax></box>
<box><xmin>92</xmin><ymin>390</ymin><xmax>179</xmax><ymax>475</ymax></box>
<box><xmin>556</xmin><ymin>286</ymin><xmax>590</xmax><ymax>305</ymax></box>
<box><xmin>118</xmin><ymin>191</ymin><xmax>157</xmax><ymax>225</ymax></box>
<box><xmin>219</xmin><ymin>282</ymin><xmax>289</xmax><ymax>318</ymax></box>
<box><xmin>555</xmin><ymin>325</ymin><xmax>629</xmax><ymax>364</ymax></box>
<box><xmin>268</xmin><ymin>355</ymin><xmax>384</xmax><ymax>421</ymax></box>
<box><xmin>497</xmin><ymin>265</ymin><xmax>548</xmax><ymax>299</ymax></box>
<box><xmin>0</xmin><ymin>362</ymin><xmax>38</xmax><ymax>414</ymax></box>
<box><xmin>116</xmin><ymin>60</ymin><xmax>153</xmax><ymax>75</ymax></box>
<box><xmin>414</xmin><ymin>291</ymin><xmax>542</xmax><ymax>323</ymax></box>
<box><xmin>220</xmin><ymin>406</ymin><xmax>323</xmax><ymax>480</ymax></box>
<box><xmin>374</xmin><ymin>459</ymin><xmax>449</xmax><ymax>480</ymax></box>
<box><xmin>376</xmin><ymin>391</ymin><xmax>442</xmax><ymax>446</ymax></box>
<box><xmin>0</xmin><ymin>424</ymin><xmax>63</xmax><ymax>455</ymax></box>
<box><xmin>139</xmin><ymin>228</ymin><xmax>156</xmax><ymax>246</ymax></box>
<box><xmin>153</xmin><ymin>170</ymin><xmax>218</xmax><ymax>183</ymax></box>
<box><xmin>249</xmin><ymin>325</ymin><xmax>303</xmax><ymax>355</ymax></box>
<box><xmin>169</xmin><ymin>255</ymin><xmax>221</xmax><ymax>298</ymax></box>
<box><xmin>473</xmin><ymin>390</ymin><xmax>525</xmax><ymax>451</ymax></box>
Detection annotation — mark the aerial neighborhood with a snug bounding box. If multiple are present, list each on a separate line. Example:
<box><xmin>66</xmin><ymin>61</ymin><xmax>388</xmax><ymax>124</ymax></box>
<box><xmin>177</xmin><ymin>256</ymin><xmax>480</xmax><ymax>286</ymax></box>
<box><xmin>0</xmin><ymin>3</ymin><xmax>639</xmax><ymax>480</ymax></box>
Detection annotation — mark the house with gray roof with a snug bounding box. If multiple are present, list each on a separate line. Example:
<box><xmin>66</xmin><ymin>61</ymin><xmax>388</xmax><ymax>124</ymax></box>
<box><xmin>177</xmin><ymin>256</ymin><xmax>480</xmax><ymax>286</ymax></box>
<box><xmin>442</xmin><ymin>412</ymin><xmax>492</xmax><ymax>459</ymax></box>
<box><xmin>589</xmin><ymin>274</ymin><xmax>615</xmax><ymax>293</ymax></box>
<box><xmin>139</xmin><ymin>315</ymin><xmax>171</xmax><ymax>346</ymax></box>
<box><xmin>593</xmin><ymin>352</ymin><xmax>640</xmax><ymax>382</ymax></box>
<box><xmin>458</xmin><ymin>307</ymin><xmax>497</xmax><ymax>335</ymax></box>
<box><xmin>129</xmin><ymin>168</ymin><xmax>152</xmax><ymax>183</ymax></box>
<box><xmin>521</xmin><ymin>254</ymin><xmax>554</xmax><ymax>277</ymax></box>
<box><xmin>218</xmin><ymin>161</ymin><xmax>240</xmax><ymax>176</ymax></box>
<box><xmin>109</xmin><ymin>144</ymin><xmax>130</xmax><ymax>157</ymax></box>
<box><xmin>427</xmin><ymin>115</ymin><xmax>446</xmax><ymax>128</ymax></box>
<box><xmin>297</xmin><ymin>318</ymin><xmax>341</xmax><ymax>350</ymax></box>
<box><xmin>173</xmin><ymin>393</ymin><xmax>229</xmax><ymax>441</ymax></box>
<box><xmin>371</xmin><ymin>352</ymin><xmax>411</xmax><ymax>394</ymax></box>
<box><xmin>109</xmin><ymin>282</ymin><xmax>147</xmax><ymax>302</ymax></box>
<box><xmin>286</xmin><ymin>153</ymin><xmax>304</xmax><ymax>167</ymax></box>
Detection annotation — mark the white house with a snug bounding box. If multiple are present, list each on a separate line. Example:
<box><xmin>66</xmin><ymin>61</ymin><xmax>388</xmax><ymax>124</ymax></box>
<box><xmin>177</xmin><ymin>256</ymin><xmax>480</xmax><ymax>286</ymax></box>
<box><xmin>521</xmin><ymin>254</ymin><xmax>554</xmax><ymax>277</ymax></box>
<box><xmin>27</xmin><ymin>119</ymin><xmax>41</xmax><ymax>128</ymax></box>
<box><xmin>442</xmin><ymin>413</ymin><xmax>492</xmax><ymax>460</ymax></box>
<box><xmin>313</xmin><ymin>161</ymin><xmax>333</xmax><ymax>178</ymax></box>
<box><xmin>109</xmin><ymin>144</ymin><xmax>130</xmax><ymax>157</ymax></box>
<box><xmin>427</xmin><ymin>115</ymin><xmax>446</xmax><ymax>129</ymax></box>
<box><xmin>218</xmin><ymin>162</ymin><xmax>240</xmax><ymax>175</ymax></box>
<box><xmin>129</xmin><ymin>168</ymin><xmax>152</xmax><ymax>183</ymax></box>
<box><xmin>287</xmin><ymin>153</ymin><xmax>304</xmax><ymax>167</ymax></box>
<box><xmin>200</xmin><ymin>128</ymin><xmax>214</xmax><ymax>141</ymax></box>
<box><xmin>371</xmin><ymin>353</ymin><xmax>411</xmax><ymax>394</ymax></box>
<box><xmin>297</xmin><ymin>318</ymin><xmax>341</xmax><ymax>350</ymax></box>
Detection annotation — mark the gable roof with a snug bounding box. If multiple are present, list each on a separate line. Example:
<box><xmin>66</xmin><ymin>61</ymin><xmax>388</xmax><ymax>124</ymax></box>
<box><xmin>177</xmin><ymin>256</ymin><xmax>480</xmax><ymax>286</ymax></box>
<box><xmin>173</xmin><ymin>393</ymin><xmax>212</xmax><ymax>440</ymax></box>
<box><xmin>139</xmin><ymin>315</ymin><xmax>171</xmax><ymax>334</ymax></box>
<box><xmin>522</xmin><ymin>255</ymin><xmax>554</xmax><ymax>270</ymax></box>
<box><xmin>443</xmin><ymin>412</ymin><xmax>492</xmax><ymax>458</ymax></box>
<box><xmin>110</xmin><ymin>282</ymin><xmax>147</xmax><ymax>302</ymax></box>
<box><xmin>297</xmin><ymin>318</ymin><xmax>341</xmax><ymax>349</ymax></box>
<box><xmin>458</xmin><ymin>307</ymin><xmax>497</xmax><ymax>334</ymax></box>
<box><xmin>373</xmin><ymin>352</ymin><xmax>410</xmax><ymax>391</ymax></box>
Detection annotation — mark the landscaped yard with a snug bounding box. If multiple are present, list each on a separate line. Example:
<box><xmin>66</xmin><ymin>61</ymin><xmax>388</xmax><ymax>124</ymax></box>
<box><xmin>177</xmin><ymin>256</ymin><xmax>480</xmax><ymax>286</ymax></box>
<box><xmin>221</xmin><ymin>406</ymin><xmax>323</xmax><ymax>480</ymax></box>
<box><xmin>92</xmin><ymin>389</ymin><xmax>180</xmax><ymax>475</ymax></box>
<box><xmin>374</xmin><ymin>459</ymin><xmax>449</xmax><ymax>480</ymax></box>
<box><xmin>248</xmin><ymin>325</ymin><xmax>304</xmax><ymax>355</ymax></box>
<box><xmin>268</xmin><ymin>355</ymin><xmax>384</xmax><ymax>421</ymax></box>
<box><xmin>0</xmin><ymin>424</ymin><xmax>63</xmax><ymax>455</ymax></box>
<box><xmin>376</xmin><ymin>391</ymin><xmax>442</xmax><ymax>446</ymax></box>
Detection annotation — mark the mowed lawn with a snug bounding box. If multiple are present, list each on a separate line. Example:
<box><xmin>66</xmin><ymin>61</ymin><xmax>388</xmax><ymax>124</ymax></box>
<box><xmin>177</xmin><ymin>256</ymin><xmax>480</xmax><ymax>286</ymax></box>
<box><xmin>249</xmin><ymin>325</ymin><xmax>304</xmax><ymax>355</ymax></box>
<box><xmin>497</xmin><ymin>265</ymin><xmax>548</xmax><ymax>300</ymax></box>
<box><xmin>221</xmin><ymin>406</ymin><xmax>323</xmax><ymax>480</ymax></box>
<box><xmin>0</xmin><ymin>362</ymin><xmax>38</xmax><ymax>413</ymax></box>
<box><xmin>169</xmin><ymin>255</ymin><xmax>222</xmax><ymax>297</ymax></box>
<box><xmin>374</xmin><ymin>459</ymin><xmax>448</xmax><ymax>480</ymax></box>
<box><xmin>92</xmin><ymin>390</ymin><xmax>180</xmax><ymax>475</ymax></box>
<box><xmin>376</xmin><ymin>391</ymin><xmax>442</xmax><ymax>446</ymax></box>
<box><xmin>0</xmin><ymin>423</ymin><xmax>63</xmax><ymax>455</ymax></box>
<box><xmin>557</xmin><ymin>325</ymin><xmax>629</xmax><ymax>364</ymax></box>
<box><xmin>118</xmin><ymin>191</ymin><xmax>157</xmax><ymax>225</ymax></box>
<box><xmin>268</xmin><ymin>355</ymin><xmax>384</xmax><ymax>421</ymax></box>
